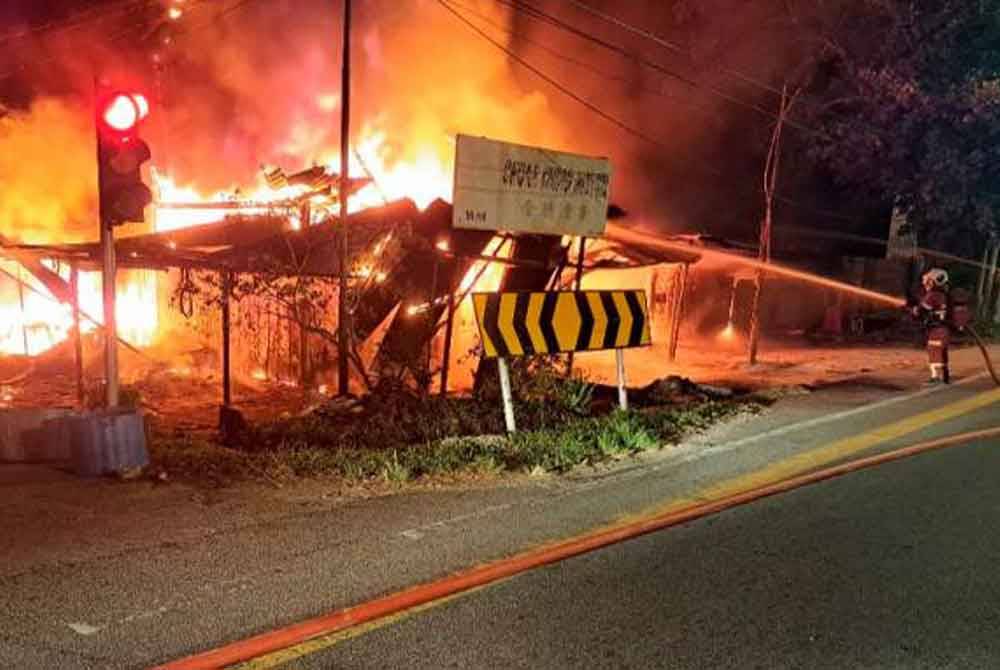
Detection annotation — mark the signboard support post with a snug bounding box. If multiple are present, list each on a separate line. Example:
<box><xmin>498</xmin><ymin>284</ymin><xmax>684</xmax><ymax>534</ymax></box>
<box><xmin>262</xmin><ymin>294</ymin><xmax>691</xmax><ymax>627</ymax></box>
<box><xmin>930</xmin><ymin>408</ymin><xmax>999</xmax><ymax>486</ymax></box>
<box><xmin>615</xmin><ymin>349</ymin><xmax>628</xmax><ymax>411</ymax></box>
<box><xmin>566</xmin><ymin>236</ymin><xmax>587</xmax><ymax>376</ymax></box>
<box><xmin>497</xmin><ymin>357</ymin><xmax>516</xmax><ymax>433</ymax></box>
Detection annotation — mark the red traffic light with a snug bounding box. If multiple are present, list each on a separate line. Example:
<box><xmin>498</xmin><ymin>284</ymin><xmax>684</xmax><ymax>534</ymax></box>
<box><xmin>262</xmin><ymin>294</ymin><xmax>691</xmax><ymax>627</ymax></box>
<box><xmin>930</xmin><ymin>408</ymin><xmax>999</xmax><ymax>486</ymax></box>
<box><xmin>100</xmin><ymin>93</ymin><xmax>149</xmax><ymax>133</ymax></box>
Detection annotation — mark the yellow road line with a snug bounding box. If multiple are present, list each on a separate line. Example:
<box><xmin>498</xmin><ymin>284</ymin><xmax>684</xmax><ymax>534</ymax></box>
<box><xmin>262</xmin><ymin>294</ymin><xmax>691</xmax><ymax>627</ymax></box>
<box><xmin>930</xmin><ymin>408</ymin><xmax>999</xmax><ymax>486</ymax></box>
<box><xmin>227</xmin><ymin>386</ymin><xmax>1000</xmax><ymax>669</ymax></box>
<box><xmin>230</xmin><ymin>581</ymin><xmax>509</xmax><ymax>670</ymax></box>
<box><xmin>642</xmin><ymin>385</ymin><xmax>1000</xmax><ymax>519</ymax></box>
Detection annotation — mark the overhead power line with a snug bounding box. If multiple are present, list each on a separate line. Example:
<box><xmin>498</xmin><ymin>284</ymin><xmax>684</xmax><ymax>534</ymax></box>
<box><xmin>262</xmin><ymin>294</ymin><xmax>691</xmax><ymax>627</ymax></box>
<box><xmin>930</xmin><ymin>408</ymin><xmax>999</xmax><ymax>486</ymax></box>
<box><xmin>563</xmin><ymin>0</ymin><xmax>791</xmax><ymax>100</ymax></box>
<box><xmin>436</xmin><ymin>0</ymin><xmax>707</xmax><ymax>168</ymax></box>
<box><xmin>491</xmin><ymin>0</ymin><xmax>816</xmax><ymax>135</ymax></box>
<box><xmin>444</xmin><ymin>0</ymin><xmax>725</xmax><ymax>119</ymax></box>
<box><xmin>0</xmin><ymin>0</ymin><xmax>153</xmax><ymax>46</ymax></box>
<box><xmin>438</xmin><ymin>0</ymin><xmax>878</xmax><ymax>231</ymax></box>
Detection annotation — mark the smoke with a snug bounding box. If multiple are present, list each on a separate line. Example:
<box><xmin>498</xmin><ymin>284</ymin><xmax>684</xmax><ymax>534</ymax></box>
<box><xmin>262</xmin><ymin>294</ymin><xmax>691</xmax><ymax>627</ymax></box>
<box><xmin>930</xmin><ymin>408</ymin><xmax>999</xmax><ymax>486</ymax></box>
<box><xmin>0</xmin><ymin>0</ymin><xmax>819</xmax><ymax>243</ymax></box>
<box><xmin>509</xmin><ymin>0</ymin><xmax>819</xmax><ymax>237</ymax></box>
<box><xmin>157</xmin><ymin>0</ymin><xmax>569</xmax><ymax>190</ymax></box>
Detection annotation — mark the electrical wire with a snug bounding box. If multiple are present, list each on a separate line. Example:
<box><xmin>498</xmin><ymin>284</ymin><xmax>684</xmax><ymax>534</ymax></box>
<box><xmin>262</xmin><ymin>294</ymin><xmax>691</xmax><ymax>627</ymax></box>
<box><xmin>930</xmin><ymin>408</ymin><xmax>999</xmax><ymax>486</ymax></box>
<box><xmin>443</xmin><ymin>0</ymin><xmax>892</xmax><ymax>232</ymax></box>
<box><xmin>444</xmin><ymin>0</ymin><xmax>725</xmax><ymax>119</ymax></box>
<box><xmin>562</xmin><ymin>0</ymin><xmax>791</xmax><ymax>100</ymax></box>
<box><xmin>437</xmin><ymin>0</ymin><xmax>714</xmax><ymax>171</ymax></box>
<box><xmin>492</xmin><ymin>0</ymin><xmax>815</xmax><ymax>134</ymax></box>
<box><xmin>0</xmin><ymin>0</ymin><xmax>152</xmax><ymax>46</ymax></box>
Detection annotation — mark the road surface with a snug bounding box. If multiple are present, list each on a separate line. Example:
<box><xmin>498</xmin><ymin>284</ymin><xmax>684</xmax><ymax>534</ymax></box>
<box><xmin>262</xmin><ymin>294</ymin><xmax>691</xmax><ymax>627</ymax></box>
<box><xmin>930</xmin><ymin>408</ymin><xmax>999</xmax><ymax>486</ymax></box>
<box><xmin>288</xmin><ymin>430</ymin><xmax>1000</xmax><ymax>669</ymax></box>
<box><xmin>1</xmin><ymin>371</ymin><xmax>999</xmax><ymax>669</ymax></box>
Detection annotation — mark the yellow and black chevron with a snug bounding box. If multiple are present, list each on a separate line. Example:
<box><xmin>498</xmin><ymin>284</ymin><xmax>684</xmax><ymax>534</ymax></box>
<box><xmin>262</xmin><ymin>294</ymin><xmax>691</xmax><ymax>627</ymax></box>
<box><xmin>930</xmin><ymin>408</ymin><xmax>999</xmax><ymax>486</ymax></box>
<box><xmin>472</xmin><ymin>290</ymin><xmax>652</xmax><ymax>358</ymax></box>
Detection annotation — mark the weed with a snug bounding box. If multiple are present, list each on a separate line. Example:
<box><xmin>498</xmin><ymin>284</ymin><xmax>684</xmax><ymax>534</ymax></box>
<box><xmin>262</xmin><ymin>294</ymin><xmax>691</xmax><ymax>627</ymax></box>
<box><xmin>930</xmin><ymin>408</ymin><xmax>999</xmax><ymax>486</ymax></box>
<box><xmin>151</xmin><ymin>359</ymin><xmax>761</xmax><ymax>487</ymax></box>
<box><xmin>381</xmin><ymin>450</ymin><xmax>411</xmax><ymax>483</ymax></box>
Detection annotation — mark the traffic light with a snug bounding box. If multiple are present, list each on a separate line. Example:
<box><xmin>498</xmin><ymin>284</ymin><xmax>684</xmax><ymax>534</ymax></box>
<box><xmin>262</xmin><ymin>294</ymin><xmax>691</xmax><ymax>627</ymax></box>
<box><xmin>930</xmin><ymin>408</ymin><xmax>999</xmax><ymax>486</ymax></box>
<box><xmin>96</xmin><ymin>89</ymin><xmax>152</xmax><ymax>227</ymax></box>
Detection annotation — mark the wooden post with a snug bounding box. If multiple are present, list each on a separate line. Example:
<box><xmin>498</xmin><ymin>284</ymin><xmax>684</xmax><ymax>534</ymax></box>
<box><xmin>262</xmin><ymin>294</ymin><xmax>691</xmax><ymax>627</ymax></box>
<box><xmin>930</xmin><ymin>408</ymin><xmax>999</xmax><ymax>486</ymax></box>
<box><xmin>221</xmin><ymin>271</ymin><xmax>232</xmax><ymax>407</ymax></box>
<box><xmin>70</xmin><ymin>265</ymin><xmax>85</xmax><ymax>407</ymax></box>
<box><xmin>440</xmin><ymin>271</ymin><xmax>456</xmax><ymax>396</ymax></box>
<box><xmin>497</xmin><ymin>357</ymin><xmax>516</xmax><ymax>433</ymax></box>
<box><xmin>298</xmin><ymin>300</ymin><xmax>309</xmax><ymax>387</ymax></box>
<box><xmin>615</xmin><ymin>348</ymin><xmax>628</xmax><ymax>411</ymax></box>
<box><xmin>427</xmin><ymin>253</ymin><xmax>440</xmax><ymax>375</ymax></box>
<box><xmin>566</xmin><ymin>236</ymin><xmax>587</xmax><ymax>375</ymax></box>
<box><xmin>16</xmin><ymin>266</ymin><xmax>29</xmax><ymax>355</ymax></box>
<box><xmin>336</xmin><ymin>0</ymin><xmax>352</xmax><ymax>397</ymax></box>
<box><xmin>668</xmin><ymin>262</ymin><xmax>689</xmax><ymax>362</ymax></box>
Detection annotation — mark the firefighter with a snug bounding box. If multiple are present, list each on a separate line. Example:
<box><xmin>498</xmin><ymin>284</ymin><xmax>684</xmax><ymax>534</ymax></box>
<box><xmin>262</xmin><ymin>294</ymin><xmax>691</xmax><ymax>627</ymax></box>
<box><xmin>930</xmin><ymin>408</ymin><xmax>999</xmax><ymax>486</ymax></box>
<box><xmin>911</xmin><ymin>268</ymin><xmax>972</xmax><ymax>384</ymax></box>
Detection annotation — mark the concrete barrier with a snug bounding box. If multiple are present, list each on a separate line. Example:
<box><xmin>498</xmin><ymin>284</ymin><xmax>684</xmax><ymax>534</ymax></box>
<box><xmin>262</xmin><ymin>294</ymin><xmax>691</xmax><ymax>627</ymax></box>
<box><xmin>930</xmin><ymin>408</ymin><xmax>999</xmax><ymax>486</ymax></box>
<box><xmin>0</xmin><ymin>408</ymin><xmax>76</xmax><ymax>463</ymax></box>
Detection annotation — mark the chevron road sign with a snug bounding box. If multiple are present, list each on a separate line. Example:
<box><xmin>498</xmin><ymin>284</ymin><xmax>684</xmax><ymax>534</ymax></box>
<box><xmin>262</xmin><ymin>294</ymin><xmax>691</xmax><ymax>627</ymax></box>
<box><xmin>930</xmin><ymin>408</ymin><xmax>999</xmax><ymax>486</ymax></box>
<box><xmin>472</xmin><ymin>290</ymin><xmax>652</xmax><ymax>433</ymax></box>
<box><xmin>472</xmin><ymin>290</ymin><xmax>651</xmax><ymax>358</ymax></box>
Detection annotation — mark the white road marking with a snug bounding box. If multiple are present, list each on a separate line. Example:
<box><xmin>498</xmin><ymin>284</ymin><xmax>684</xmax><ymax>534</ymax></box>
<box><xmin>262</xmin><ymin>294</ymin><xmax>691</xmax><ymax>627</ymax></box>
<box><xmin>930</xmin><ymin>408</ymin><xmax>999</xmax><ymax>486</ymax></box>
<box><xmin>399</xmin><ymin>503</ymin><xmax>513</xmax><ymax>539</ymax></box>
<box><xmin>67</xmin><ymin>622</ymin><xmax>103</xmax><ymax>636</ymax></box>
<box><xmin>694</xmin><ymin>372</ymin><xmax>988</xmax><ymax>454</ymax></box>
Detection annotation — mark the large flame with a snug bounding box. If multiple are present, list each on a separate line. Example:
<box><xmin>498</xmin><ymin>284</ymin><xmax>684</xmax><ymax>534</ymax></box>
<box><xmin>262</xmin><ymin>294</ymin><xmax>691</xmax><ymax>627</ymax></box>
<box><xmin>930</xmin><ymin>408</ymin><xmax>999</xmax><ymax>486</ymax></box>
<box><xmin>1</xmin><ymin>124</ymin><xmax>455</xmax><ymax>356</ymax></box>
<box><xmin>0</xmin><ymin>260</ymin><xmax>156</xmax><ymax>355</ymax></box>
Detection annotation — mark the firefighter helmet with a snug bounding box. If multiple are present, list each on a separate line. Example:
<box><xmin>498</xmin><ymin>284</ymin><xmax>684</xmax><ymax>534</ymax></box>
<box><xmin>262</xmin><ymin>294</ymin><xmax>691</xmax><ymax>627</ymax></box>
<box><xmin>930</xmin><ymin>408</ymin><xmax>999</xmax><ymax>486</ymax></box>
<box><xmin>922</xmin><ymin>268</ymin><xmax>949</xmax><ymax>290</ymax></box>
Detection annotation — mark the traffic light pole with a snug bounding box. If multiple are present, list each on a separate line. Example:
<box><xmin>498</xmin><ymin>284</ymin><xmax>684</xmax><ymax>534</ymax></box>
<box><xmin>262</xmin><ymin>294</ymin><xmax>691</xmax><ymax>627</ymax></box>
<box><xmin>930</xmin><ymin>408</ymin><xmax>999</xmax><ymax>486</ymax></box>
<box><xmin>100</xmin><ymin>210</ymin><xmax>120</xmax><ymax>408</ymax></box>
<box><xmin>94</xmin><ymin>91</ymin><xmax>119</xmax><ymax>409</ymax></box>
<box><xmin>337</xmin><ymin>0</ymin><xmax>352</xmax><ymax>397</ymax></box>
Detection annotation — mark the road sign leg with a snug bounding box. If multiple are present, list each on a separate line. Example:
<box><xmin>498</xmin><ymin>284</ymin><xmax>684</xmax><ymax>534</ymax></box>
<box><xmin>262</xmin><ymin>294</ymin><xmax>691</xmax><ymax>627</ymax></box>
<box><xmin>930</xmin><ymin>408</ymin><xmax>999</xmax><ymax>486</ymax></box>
<box><xmin>616</xmin><ymin>348</ymin><xmax>628</xmax><ymax>411</ymax></box>
<box><xmin>498</xmin><ymin>357</ymin><xmax>517</xmax><ymax>433</ymax></box>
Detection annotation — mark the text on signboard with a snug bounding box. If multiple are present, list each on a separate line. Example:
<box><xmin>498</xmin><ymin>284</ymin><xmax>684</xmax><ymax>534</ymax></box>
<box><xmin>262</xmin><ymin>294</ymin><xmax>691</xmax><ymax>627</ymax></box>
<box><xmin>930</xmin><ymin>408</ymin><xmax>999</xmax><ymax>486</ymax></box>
<box><xmin>501</xmin><ymin>159</ymin><xmax>609</xmax><ymax>201</ymax></box>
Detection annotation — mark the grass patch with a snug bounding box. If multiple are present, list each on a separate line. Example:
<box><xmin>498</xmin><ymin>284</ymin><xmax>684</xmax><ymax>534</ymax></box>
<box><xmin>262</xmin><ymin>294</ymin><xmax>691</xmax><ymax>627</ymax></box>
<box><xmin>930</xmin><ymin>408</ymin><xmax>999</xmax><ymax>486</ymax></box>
<box><xmin>150</xmin><ymin>401</ymin><xmax>761</xmax><ymax>485</ymax></box>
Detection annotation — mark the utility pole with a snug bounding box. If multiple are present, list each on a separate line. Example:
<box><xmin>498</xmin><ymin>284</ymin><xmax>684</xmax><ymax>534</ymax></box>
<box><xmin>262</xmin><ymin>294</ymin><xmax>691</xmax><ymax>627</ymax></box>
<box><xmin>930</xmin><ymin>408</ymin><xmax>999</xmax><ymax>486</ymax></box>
<box><xmin>337</xmin><ymin>0</ymin><xmax>352</xmax><ymax>396</ymax></box>
<box><xmin>748</xmin><ymin>85</ymin><xmax>796</xmax><ymax>365</ymax></box>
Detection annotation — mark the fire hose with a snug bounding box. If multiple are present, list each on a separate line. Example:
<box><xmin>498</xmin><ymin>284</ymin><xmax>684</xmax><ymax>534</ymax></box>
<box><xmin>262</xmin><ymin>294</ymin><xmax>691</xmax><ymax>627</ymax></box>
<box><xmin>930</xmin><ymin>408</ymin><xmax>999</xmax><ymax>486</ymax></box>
<box><xmin>966</xmin><ymin>325</ymin><xmax>1000</xmax><ymax>387</ymax></box>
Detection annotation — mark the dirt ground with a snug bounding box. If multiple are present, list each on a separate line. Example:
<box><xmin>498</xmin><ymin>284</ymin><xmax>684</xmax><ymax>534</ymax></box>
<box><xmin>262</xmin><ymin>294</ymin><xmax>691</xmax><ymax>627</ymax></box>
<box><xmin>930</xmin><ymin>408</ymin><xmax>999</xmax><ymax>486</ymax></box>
<box><xmin>0</xmin><ymin>334</ymin><xmax>981</xmax><ymax>434</ymax></box>
<box><xmin>577</xmin><ymin>336</ymin><xmax>935</xmax><ymax>392</ymax></box>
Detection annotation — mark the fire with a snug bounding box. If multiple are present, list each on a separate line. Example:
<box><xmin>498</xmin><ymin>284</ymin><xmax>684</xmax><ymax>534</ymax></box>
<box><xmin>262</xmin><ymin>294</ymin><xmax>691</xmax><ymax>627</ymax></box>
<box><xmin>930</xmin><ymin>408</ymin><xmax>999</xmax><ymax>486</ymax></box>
<box><xmin>2</xmin><ymin>96</ymin><xmax>458</xmax><ymax>359</ymax></box>
<box><xmin>0</xmin><ymin>259</ymin><xmax>156</xmax><ymax>356</ymax></box>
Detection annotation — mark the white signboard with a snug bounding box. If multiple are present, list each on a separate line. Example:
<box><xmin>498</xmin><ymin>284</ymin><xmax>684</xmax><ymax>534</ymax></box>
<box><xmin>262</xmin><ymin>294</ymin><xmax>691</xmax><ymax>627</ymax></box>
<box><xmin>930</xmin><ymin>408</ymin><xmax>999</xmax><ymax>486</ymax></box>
<box><xmin>453</xmin><ymin>135</ymin><xmax>612</xmax><ymax>236</ymax></box>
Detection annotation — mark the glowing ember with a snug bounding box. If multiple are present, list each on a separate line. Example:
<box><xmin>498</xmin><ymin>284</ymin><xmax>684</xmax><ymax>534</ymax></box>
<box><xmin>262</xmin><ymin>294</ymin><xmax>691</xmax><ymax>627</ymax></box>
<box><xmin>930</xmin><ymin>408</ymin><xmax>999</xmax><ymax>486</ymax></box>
<box><xmin>250</xmin><ymin>369</ymin><xmax>268</xmax><ymax>381</ymax></box>
<box><xmin>718</xmin><ymin>323</ymin><xmax>736</xmax><ymax>340</ymax></box>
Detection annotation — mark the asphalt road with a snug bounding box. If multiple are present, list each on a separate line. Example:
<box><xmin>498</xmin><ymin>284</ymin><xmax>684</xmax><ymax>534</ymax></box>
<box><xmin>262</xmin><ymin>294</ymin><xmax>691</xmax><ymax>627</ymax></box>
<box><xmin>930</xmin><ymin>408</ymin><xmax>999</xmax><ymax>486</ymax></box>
<box><xmin>285</xmin><ymin>433</ymin><xmax>1000</xmax><ymax>670</ymax></box>
<box><xmin>2</xmin><ymin>373</ymin><xmax>999</xmax><ymax>669</ymax></box>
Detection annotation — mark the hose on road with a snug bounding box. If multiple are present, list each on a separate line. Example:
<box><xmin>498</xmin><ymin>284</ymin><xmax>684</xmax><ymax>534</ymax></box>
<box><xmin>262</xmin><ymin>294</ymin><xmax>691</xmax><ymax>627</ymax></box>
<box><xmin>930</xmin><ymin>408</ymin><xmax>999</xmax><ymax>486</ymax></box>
<box><xmin>967</xmin><ymin>325</ymin><xmax>1000</xmax><ymax>386</ymax></box>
